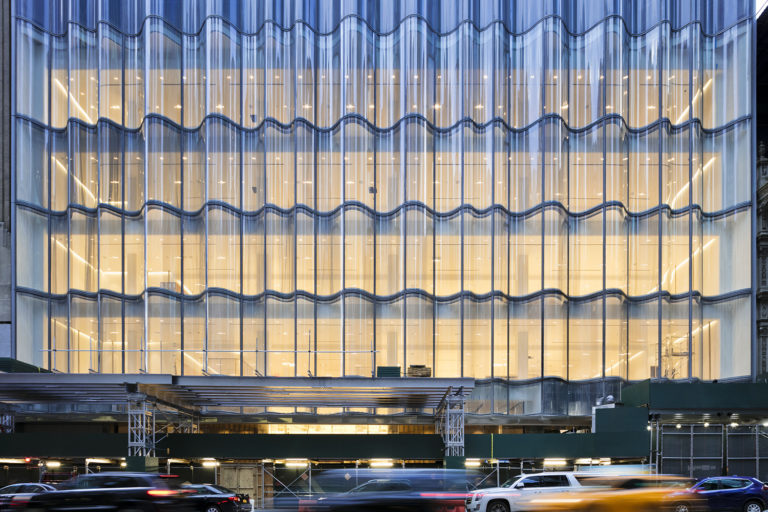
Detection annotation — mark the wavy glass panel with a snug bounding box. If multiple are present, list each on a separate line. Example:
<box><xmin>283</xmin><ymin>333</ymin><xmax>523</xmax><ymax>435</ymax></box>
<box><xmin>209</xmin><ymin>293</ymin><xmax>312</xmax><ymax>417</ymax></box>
<box><xmin>146</xmin><ymin>119</ymin><xmax>181</xmax><ymax>207</ymax></box>
<box><xmin>69</xmin><ymin>211</ymin><xmax>97</xmax><ymax>292</ymax></box>
<box><xmin>208</xmin><ymin>19</ymin><xmax>240</xmax><ymax>124</ymax></box>
<box><xmin>266</xmin><ymin>296</ymin><xmax>295</xmax><ymax>376</ymax></box>
<box><xmin>464</xmin><ymin>298</ymin><xmax>491</xmax><ymax>378</ymax></box>
<box><xmin>434</xmin><ymin>300</ymin><xmax>460</xmax><ymax>377</ymax></box>
<box><xmin>99</xmin><ymin>123</ymin><xmax>122</xmax><ymax>208</ymax></box>
<box><xmin>16</xmin><ymin>207</ymin><xmax>48</xmax><ymax>292</ymax></box>
<box><xmin>661</xmin><ymin>297</ymin><xmax>689</xmax><ymax>379</ymax></box>
<box><xmin>147</xmin><ymin>19</ymin><xmax>182</xmax><ymax>124</ymax></box>
<box><xmin>12</xmin><ymin>5</ymin><xmax>754</xmax><ymax>382</ymax></box>
<box><xmin>147</xmin><ymin>294</ymin><xmax>181</xmax><ymax>374</ymax></box>
<box><xmin>464</xmin><ymin>212</ymin><xmax>492</xmax><ymax>295</ymax></box>
<box><xmin>69</xmin><ymin>123</ymin><xmax>98</xmax><ymax>209</ymax></box>
<box><xmin>99</xmin><ymin>25</ymin><xmax>123</xmax><ymax>124</ymax></box>
<box><xmin>629</xmin><ymin>213</ymin><xmax>660</xmax><ymax>296</ymax></box>
<box><xmin>50</xmin><ymin>298</ymin><xmax>68</xmax><ymax>372</ymax></box>
<box><xmin>17</xmin><ymin>22</ymin><xmax>50</xmax><ymax>124</ymax></box>
<box><xmin>17</xmin><ymin>0</ymin><xmax>755</xmax><ymax>35</ymax></box>
<box><xmin>182</xmin><ymin>298</ymin><xmax>205</xmax><ymax>375</ymax></box>
<box><xmin>70</xmin><ymin>296</ymin><xmax>98</xmax><ymax>373</ymax></box>
<box><xmin>628</xmin><ymin>298</ymin><xmax>660</xmax><ymax>380</ymax></box>
<box><xmin>316</xmin><ymin>212</ymin><xmax>342</xmax><ymax>295</ymax></box>
<box><xmin>605</xmin><ymin>296</ymin><xmax>628</xmax><ymax>379</ymax></box>
<box><xmin>295</xmin><ymin>211</ymin><xmax>314</xmax><ymax>293</ymax></box>
<box><xmin>405</xmin><ymin>207</ymin><xmax>433</xmax><ymax>292</ymax></box>
<box><xmin>265</xmin><ymin>212</ymin><xmax>294</xmax><ymax>294</ymax></box>
<box><xmin>434</xmin><ymin>214</ymin><xmax>460</xmax><ymax>297</ymax></box>
<box><xmin>344</xmin><ymin>295</ymin><xmax>373</xmax><ymax>377</ymax></box>
<box><xmin>207</xmin><ymin>294</ymin><xmax>240</xmax><ymax>375</ymax></box>
<box><xmin>99</xmin><ymin>296</ymin><xmax>122</xmax><ymax>373</ymax></box>
<box><xmin>124</xmin><ymin>130</ymin><xmax>145</xmax><ymax>212</ymax></box>
<box><xmin>124</xmin><ymin>215</ymin><xmax>145</xmax><ymax>295</ymax></box>
<box><xmin>702</xmin><ymin>209</ymin><xmax>751</xmax><ymax>297</ymax></box>
<box><xmin>316</xmin><ymin>299</ymin><xmax>342</xmax><ymax>377</ymax></box>
<box><xmin>242</xmin><ymin>298</ymin><xmax>265</xmax><ymax>376</ymax></box>
<box><xmin>509</xmin><ymin>299</ymin><xmax>541</xmax><ymax>379</ymax></box>
<box><xmin>99</xmin><ymin>209</ymin><xmax>122</xmax><ymax>293</ymax></box>
<box><xmin>207</xmin><ymin>119</ymin><xmax>241</xmax><ymax>207</ymax></box>
<box><xmin>124</xmin><ymin>32</ymin><xmax>144</xmax><ymax>130</ymax></box>
<box><xmin>510</xmin><ymin>212</ymin><xmax>541</xmax><ymax>296</ymax></box>
<box><xmin>50</xmin><ymin>214</ymin><xmax>68</xmax><ymax>295</ymax></box>
<box><xmin>544</xmin><ymin>295</ymin><xmax>567</xmax><ymax>378</ymax></box>
<box><xmin>16</xmin><ymin>119</ymin><xmax>48</xmax><ymax>208</ymax></box>
<box><xmin>146</xmin><ymin>208</ymin><xmax>181</xmax><ymax>292</ymax></box>
<box><xmin>345</xmin><ymin>207</ymin><xmax>373</xmax><ymax>292</ymax></box>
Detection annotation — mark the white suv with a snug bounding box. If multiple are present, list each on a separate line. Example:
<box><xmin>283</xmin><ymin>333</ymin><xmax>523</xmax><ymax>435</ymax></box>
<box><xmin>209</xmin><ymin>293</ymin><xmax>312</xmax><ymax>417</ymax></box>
<box><xmin>466</xmin><ymin>472</ymin><xmax>588</xmax><ymax>512</ymax></box>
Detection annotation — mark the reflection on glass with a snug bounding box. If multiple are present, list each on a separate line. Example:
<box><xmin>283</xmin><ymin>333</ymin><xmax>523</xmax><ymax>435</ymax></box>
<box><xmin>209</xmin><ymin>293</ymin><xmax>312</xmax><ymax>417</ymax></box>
<box><xmin>11</xmin><ymin>11</ymin><xmax>753</xmax><ymax>382</ymax></box>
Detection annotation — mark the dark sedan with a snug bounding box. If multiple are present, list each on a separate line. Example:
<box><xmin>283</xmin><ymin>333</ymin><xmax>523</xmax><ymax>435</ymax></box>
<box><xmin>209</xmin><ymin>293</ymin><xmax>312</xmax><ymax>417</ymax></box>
<box><xmin>25</xmin><ymin>472</ymin><xmax>193</xmax><ymax>511</ymax></box>
<box><xmin>182</xmin><ymin>484</ymin><xmax>251</xmax><ymax>512</ymax></box>
<box><xmin>692</xmin><ymin>477</ymin><xmax>768</xmax><ymax>512</ymax></box>
<box><xmin>0</xmin><ymin>482</ymin><xmax>56</xmax><ymax>510</ymax></box>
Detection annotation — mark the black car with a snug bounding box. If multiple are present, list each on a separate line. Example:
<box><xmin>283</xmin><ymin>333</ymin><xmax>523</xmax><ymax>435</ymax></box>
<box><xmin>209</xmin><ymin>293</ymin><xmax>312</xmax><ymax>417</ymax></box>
<box><xmin>0</xmin><ymin>482</ymin><xmax>56</xmax><ymax>509</ymax></box>
<box><xmin>299</xmin><ymin>469</ymin><xmax>475</xmax><ymax>512</ymax></box>
<box><xmin>182</xmin><ymin>484</ymin><xmax>251</xmax><ymax>512</ymax></box>
<box><xmin>25</xmin><ymin>472</ymin><xmax>193</xmax><ymax>511</ymax></box>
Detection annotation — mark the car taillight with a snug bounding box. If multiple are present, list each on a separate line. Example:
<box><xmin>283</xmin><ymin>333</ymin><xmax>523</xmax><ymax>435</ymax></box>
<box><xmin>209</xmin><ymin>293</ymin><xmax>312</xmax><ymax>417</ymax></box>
<box><xmin>10</xmin><ymin>496</ymin><xmax>30</xmax><ymax>507</ymax></box>
<box><xmin>763</xmin><ymin>484</ymin><xmax>768</xmax><ymax>491</ymax></box>
<box><xmin>147</xmin><ymin>489</ymin><xmax>178</xmax><ymax>497</ymax></box>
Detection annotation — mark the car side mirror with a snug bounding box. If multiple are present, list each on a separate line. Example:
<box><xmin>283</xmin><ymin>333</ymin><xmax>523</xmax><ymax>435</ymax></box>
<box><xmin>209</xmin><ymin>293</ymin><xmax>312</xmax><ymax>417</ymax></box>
<box><xmin>516</xmin><ymin>483</ymin><xmax>525</xmax><ymax>489</ymax></box>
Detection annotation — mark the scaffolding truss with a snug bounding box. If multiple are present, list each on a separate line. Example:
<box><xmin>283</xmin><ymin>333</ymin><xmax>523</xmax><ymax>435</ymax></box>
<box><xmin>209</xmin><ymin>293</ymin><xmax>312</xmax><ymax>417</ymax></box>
<box><xmin>0</xmin><ymin>413</ymin><xmax>13</xmax><ymax>433</ymax></box>
<box><xmin>436</xmin><ymin>388</ymin><xmax>466</xmax><ymax>456</ymax></box>
<box><xmin>127</xmin><ymin>395</ymin><xmax>155</xmax><ymax>457</ymax></box>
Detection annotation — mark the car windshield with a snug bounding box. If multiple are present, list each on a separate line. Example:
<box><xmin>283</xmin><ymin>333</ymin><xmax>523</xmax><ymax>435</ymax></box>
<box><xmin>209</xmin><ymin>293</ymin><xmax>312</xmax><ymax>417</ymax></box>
<box><xmin>500</xmin><ymin>476</ymin><xmax>524</xmax><ymax>488</ymax></box>
<box><xmin>207</xmin><ymin>485</ymin><xmax>234</xmax><ymax>494</ymax></box>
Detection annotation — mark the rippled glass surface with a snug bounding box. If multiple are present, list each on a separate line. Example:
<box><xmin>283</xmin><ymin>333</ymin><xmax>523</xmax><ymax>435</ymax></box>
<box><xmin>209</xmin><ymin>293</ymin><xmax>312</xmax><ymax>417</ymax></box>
<box><xmin>13</xmin><ymin>3</ymin><xmax>754</xmax><ymax>388</ymax></box>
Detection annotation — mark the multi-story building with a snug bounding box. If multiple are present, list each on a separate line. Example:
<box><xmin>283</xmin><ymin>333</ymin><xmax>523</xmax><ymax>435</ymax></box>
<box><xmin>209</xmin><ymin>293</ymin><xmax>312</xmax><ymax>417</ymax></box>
<box><xmin>4</xmin><ymin>0</ymin><xmax>761</xmax><ymax>466</ymax></box>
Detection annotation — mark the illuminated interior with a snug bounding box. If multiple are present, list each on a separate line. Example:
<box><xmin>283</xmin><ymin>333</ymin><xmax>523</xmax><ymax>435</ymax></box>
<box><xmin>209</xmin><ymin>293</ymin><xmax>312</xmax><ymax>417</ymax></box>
<box><xmin>13</xmin><ymin>11</ymin><xmax>753</xmax><ymax>389</ymax></box>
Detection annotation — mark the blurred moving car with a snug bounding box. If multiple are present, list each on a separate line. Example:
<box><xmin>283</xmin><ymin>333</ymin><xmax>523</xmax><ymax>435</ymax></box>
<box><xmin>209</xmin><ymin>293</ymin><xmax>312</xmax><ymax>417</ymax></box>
<box><xmin>691</xmin><ymin>477</ymin><xmax>768</xmax><ymax>512</ymax></box>
<box><xmin>25</xmin><ymin>472</ymin><xmax>193</xmax><ymax>511</ymax></box>
<box><xmin>298</xmin><ymin>469</ymin><xmax>476</xmax><ymax>512</ymax></box>
<box><xmin>466</xmin><ymin>472</ymin><xmax>591</xmax><ymax>512</ymax></box>
<box><xmin>182</xmin><ymin>484</ymin><xmax>251</xmax><ymax>512</ymax></box>
<box><xmin>0</xmin><ymin>483</ymin><xmax>56</xmax><ymax>510</ymax></box>
<box><xmin>512</xmin><ymin>475</ymin><xmax>706</xmax><ymax>512</ymax></box>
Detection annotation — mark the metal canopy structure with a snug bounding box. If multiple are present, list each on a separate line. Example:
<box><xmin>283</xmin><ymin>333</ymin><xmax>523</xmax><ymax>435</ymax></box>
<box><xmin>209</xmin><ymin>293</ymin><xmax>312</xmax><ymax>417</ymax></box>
<box><xmin>0</xmin><ymin>374</ymin><xmax>474</xmax><ymax>412</ymax></box>
<box><xmin>0</xmin><ymin>374</ymin><xmax>474</xmax><ymax>456</ymax></box>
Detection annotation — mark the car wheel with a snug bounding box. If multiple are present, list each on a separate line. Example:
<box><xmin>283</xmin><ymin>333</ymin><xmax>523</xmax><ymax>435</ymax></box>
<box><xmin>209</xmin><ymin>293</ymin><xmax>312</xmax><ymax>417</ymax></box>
<box><xmin>672</xmin><ymin>502</ymin><xmax>691</xmax><ymax>512</ymax></box>
<box><xmin>205</xmin><ymin>506</ymin><xmax>221</xmax><ymax>512</ymax></box>
<box><xmin>488</xmin><ymin>499</ymin><xmax>510</xmax><ymax>512</ymax></box>
<box><xmin>744</xmin><ymin>501</ymin><xmax>763</xmax><ymax>512</ymax></box>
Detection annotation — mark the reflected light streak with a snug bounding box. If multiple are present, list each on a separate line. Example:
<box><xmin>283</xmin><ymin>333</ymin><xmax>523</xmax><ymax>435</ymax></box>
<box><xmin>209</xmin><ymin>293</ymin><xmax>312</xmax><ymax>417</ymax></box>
<box><xmin>668</xmin><ymin>156</ymin><xmax>716</xmax><ymax>209</ymax></box>
<box><xmin>54</xmin><ymin>78</ymin><xmax>94</xmax><ymax>124</ymax></box>
<box><xmin>52</xmin><ymin>156</ymin><xmax>97</xmax><ymax>205</ymax></box>
<box><xmin>659</xmin><ymin>237</ymin><xmax>717</xmax><ymax>290</ymax></box>
<box><xmin>674</xmin><ymin>78</ymin><xmax>712</xmax><ymax>125</ymax></box>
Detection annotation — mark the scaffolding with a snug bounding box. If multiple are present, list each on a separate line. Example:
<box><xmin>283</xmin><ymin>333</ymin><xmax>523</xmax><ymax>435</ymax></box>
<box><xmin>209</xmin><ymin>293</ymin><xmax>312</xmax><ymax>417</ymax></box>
<box><xmin>436</xmin><ymin>388</ymin><xmax>466</xmax><ymax>456</ymax></box>
<box><xmin>127</xmin><ymin>395</ymin><xmax>155</xmax><ymax>457</ymax></box>
<box><xmin>0</xmin><ymin>413</ymin><xmax>13</xmax><ymax>433</ymax></box>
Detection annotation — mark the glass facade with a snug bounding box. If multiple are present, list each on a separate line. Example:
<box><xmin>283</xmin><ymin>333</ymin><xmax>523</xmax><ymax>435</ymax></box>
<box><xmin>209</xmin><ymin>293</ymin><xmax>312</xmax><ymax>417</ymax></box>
<box><xmin>13</xmin><ymin>1</ymin><xmax>754</xmax><ymax>384</ymax></box>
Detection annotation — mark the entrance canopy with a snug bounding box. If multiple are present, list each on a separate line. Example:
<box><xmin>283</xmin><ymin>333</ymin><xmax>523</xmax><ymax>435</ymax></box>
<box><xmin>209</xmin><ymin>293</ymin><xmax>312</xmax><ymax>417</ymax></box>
<box><xmin>0</xmin><ymin>374</ymin><xmax>474</xmax><ymax>413</ymax></box>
